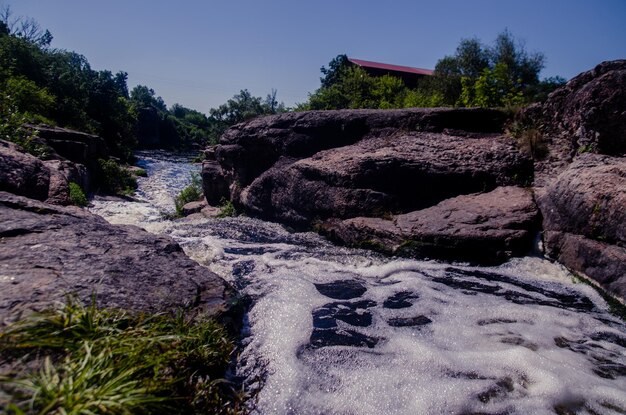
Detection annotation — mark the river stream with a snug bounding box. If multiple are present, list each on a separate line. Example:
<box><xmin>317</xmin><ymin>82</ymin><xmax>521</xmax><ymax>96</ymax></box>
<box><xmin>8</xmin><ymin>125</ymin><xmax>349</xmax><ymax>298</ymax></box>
<box><xmin>89</xmin><ymin>152</ymin><xmax>626</xmax><ymax>415</ymax></box>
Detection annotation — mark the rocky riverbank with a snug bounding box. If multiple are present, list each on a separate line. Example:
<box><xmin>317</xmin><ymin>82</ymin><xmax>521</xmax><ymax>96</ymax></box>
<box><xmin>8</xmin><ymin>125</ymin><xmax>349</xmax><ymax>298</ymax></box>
<box><xmin>0</xmin><ymin>130</ymin><xmax>231</xmax><ymax>325</ymax></box>
<box><xmin>202</xmin><ymin>60</ymin><xmax>626</xmax><ymax>299</ymax></box>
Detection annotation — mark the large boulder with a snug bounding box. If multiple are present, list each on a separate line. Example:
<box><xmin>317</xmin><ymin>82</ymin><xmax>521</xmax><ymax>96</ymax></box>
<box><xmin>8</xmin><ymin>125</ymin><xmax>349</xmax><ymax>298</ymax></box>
<box><xmin>29</xmin><ymin>124</ymin><xmax>109</xmax><ymax>164</ymax></box>
<box><xmin>0</xmin><ymin>191</ymin><xmax>229</xmax><ymax>325</ymax></box>
<box><xmin>239</xmin><ymin>131</ymin><xmax>532</xmax><ymax>228</ymax></box>
<box><xmin>522</xmin><ymin>60</ymin><xmax>626</xmax><ymax>186</ymax></box>
<box><xmin>203</xmin><ymin>108</ymin><xmax>529</xmax><ymax>228</ymax></box>
<box><xmin>321</xmin><ymin>186</ymin><xmax>539</xmax><ymax>264</ymax></box>
<box><xmin>204</xmin><ymin>108</ymin><xmax>509</xmax><ymax>204</ymax></box>
<box><xmin>0</xmin><ymin>139</ymin><xmax>87</xmax><ymax>205</ymax></box>
<box><xmin>538</xmin><ymin>154</ymin><xmax>626</xmax><ymax>298</ymax></box>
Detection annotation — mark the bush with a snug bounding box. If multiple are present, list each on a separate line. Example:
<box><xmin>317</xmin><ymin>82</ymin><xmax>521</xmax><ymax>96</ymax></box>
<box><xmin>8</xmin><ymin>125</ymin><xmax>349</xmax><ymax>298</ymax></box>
<box><xmin>96</xmin><ymin>158</ymin><xmax>137</xmax><ymax>195</ymax></box>
<box><xmin>68</xmin><ymin>182</ymin><xmax>87</xmax><ymax>207</ymax></box>
<box><xmin>175</xmin><ymin>172</ymin><xmax>203</xmax><ymax>216</ymax></box>
<box><xmin>217</xmin><ymin>199</ymin><xmax>237</xmax><ymax>218</ymax></box>
<box><xmin>133</xmin><ymin>167</ymin><xmax>148</xmax><ymax>177</ymax></box>
<box><xmin>0</xmin><ymin>298</ymin><xmax>241</xmax><ymax>414</ymax></box>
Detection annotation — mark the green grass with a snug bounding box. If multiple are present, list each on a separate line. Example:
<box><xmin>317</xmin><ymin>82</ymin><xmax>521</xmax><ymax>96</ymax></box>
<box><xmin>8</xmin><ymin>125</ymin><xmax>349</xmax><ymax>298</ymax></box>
<box><xmin>68</xmin><ymin>182</ymin><xmax>88</xmax><ymax>207</ymax></box>
<box><xmin>0</xmin><ymin>298</ymin><xmax>243</xmax><ymax>414</ymax></box>
<box><xmin>133</xmin><ymin>168</ymin><xmax>148</xmax><ymax>177</ymax></box>
<box><xmin>571</xmin><ymin>274</ymin><xmax>626</xmax><ymax>322</ymax></box>
<box><xmin>174</xmin><ymin>173</ymin><xmax>203</xmax><ymax>217</ymax></box>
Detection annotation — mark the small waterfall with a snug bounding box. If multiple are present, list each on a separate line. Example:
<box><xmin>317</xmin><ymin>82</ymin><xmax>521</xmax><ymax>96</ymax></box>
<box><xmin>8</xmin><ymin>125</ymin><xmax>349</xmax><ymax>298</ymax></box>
<box><xmin>90</xmin><ymin>152</ymin><xmax>626</xmax><ymax>415</ymax></box>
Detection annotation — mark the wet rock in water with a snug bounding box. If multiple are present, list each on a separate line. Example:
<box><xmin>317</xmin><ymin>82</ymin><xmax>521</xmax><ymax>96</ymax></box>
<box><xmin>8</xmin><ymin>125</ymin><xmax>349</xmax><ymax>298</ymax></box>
<box><xmin>383</xmin><ymin>291</ymin><xmax>420</xmax><ymax>309</ymax></box>
<box><xmin>476</xmin><ymin>377</ymin><xmax>515</xmax><ymax>404</ymax></box>
<box><xmin>439</xmin><ymin>267</ymin><xmax>596</xmax><ymax>313</ymax></box>
<box><xmin>181</xmin><ymin>199</ymin><xmax>207</xmax><ymax>216</ymax></box>
<box><xmin>387</xmin><ymin>315</ymin><xmax>432</xmax><ymax>327</ymax></box>
<box><xmin>232</xmin><ymin>260</ymin><xmax>256</xmax><ymax>278</ymax></box>
<box><xmin>500</xmin><ymin>336</ymin><xmax>539</xmax><ymax>351</ymax></box>
<box><xmin>312</xmin><ymin>300</ymin><xmax>377</xmax><ymax>329</ymax></box>
<box><xmin>309</xmin><ymin>328</ymin><xmax>379</xmax><ymax>349</ymax></box>
<box><xmin>477</xmin><ymin>318</ymin><xmax>518</xmax><ymax>326</ymax></box>
<box><xmin>0</xmin><ymin>191</ymin><xmax>230</xmax><ymax>325</ymax></box>
<box><xmin>314</xmin><ymin>280</ymin><xmax>367</xmax><ymax>299</ymax></box>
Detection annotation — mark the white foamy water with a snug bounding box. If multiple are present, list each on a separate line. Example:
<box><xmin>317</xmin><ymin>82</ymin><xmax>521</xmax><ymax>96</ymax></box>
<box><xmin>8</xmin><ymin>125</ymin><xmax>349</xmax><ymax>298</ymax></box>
<box><xmin>90</xmin><ymin>152</ymin><xmax>626</xmax><ymax>415</ymax></box>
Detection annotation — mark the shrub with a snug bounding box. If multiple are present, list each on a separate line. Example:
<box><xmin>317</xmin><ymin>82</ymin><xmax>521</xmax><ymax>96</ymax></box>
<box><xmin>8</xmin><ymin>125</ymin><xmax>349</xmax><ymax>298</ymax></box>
<box><xmin>0</xmin><ymin>298</ymin><xmax>241</xmax><ymax>414</ymax></box>
<box><xmin>68</xmin><ymin>182</ymin><xmax>87</xmax><ymax>207</ymax></box>
<box><xmin>217</xmin><ymin>199</ymin><xmax>237</xmax><ymax>218</ymax></box>
<box><xmin>96</xmin><ymin>159</ymin><xmax>137</xmax><ymax>195</ymax></box>
<box><xmin>133</xmin><ymin>167</ymin><xmax>148</xmax><ymax>177</ymax></box>
<box><xmin>174</xmin><ymin>172</ymin><xmax>203</xmax><ymax>216</ymax></box>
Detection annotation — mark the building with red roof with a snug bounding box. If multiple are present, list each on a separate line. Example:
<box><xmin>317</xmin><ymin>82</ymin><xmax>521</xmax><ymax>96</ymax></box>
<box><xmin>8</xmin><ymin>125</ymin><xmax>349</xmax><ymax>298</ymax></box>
<box><xmin>348</xmin><ymin>58</ymin><xmax>434</xmax><ymax>88</ymax></box>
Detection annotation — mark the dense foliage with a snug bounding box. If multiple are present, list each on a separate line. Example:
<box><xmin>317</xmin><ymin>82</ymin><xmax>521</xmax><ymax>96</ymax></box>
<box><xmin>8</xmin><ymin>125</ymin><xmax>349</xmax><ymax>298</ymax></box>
<box><xmin>301</xmin><ymin>30</ymin><xmax>565</xmax><ymax>110</ymax></box>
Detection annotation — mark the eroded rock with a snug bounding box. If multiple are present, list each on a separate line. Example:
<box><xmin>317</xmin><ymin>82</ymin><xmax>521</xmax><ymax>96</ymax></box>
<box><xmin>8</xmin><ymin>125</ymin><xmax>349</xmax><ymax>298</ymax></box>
<box><xmin>0</xmin><ymin>191</ymin><xmax>229</xmax><ymax>325</ymax></box>
<box><xmin>322</xmin><ymin>186</ymin><xmax>539</xmax><ymax>264</ymax></box>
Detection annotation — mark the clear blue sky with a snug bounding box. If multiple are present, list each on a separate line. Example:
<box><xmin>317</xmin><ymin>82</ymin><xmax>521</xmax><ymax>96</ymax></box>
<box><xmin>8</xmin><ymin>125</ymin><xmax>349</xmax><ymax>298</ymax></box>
<box><xmin>6</xmin><ymin>0</ymin><xmax>626</xmax><ymax>113</ymax></box>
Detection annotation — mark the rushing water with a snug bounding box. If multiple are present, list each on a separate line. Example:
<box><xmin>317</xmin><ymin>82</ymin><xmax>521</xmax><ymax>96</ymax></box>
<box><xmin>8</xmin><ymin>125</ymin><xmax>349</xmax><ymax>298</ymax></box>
<box><xmin>90</xmin><ymin>152</ymin><xmax>626</xmax><ymax>415</ymax></box>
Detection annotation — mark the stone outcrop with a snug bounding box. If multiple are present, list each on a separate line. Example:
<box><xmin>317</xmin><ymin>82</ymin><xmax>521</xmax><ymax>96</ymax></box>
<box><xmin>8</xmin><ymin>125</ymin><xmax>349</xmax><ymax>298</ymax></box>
<box><xmin>0</xmin><ymin>139</ymin><xmax>87</xmax><ymax>205</ymax></box>
<box><xmin>205</xmin><ymin>108</ymin><xmax>508</xmax><ymax>199</ymax></box>
<box><xmin>239</xmin><ymin>131</ymin><xmax>532</xmax><ymax>228</ymax></box>
<box><xmin>538</xmin><ymin>154</ymin><xmax>626</xmax><ymax>298</ymax></box>
<box><xmin>0</xmin><ymin>191</ymin><xmax>229</xmax><ymax>325</ymax></box>
<box><xmin>516</xmin><ymin>60</ymin><xmax>626</xmax><ymax>299</ymax></box>
<box><xmin>321</xmin><ymin>187</ymin><xmax>539</xmax><ymax>264</ymax></box>
<box><xmin>29</xmin><ymin>124</ymin><xmax>109</xmax><ymax>164</ymax></box>
<box><xmin>202</xmin><ymin>108</ymin><xmax>534</xmax><ymax>263</ymax></box>
<box><xmin>522</xmin><ymin>60</ymin><xmax>626</xmax><ymax>186</ymax></box>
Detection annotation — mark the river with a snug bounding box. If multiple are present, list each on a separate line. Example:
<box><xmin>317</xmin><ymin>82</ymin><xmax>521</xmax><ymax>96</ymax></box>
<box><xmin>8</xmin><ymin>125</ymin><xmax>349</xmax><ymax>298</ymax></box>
<box><xmin>89</xmin><ymin>152</ymin><xmax>626</xmax><ymax>415</ymax></box>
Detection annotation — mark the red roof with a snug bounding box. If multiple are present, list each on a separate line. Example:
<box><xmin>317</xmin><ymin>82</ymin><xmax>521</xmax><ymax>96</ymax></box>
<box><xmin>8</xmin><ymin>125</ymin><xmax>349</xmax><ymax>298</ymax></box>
<box><xmin>348</xmin><ymin>58</ymin><xmax>434</xmax><ymax>76</ymax></box>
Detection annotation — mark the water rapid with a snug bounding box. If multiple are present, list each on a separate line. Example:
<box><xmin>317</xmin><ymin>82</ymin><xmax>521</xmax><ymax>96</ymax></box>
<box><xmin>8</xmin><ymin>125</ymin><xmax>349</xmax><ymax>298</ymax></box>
<box><xmin>89</xmin><ymin>152</ymin><xmax>626</xmax><ymax>415</ymax></box>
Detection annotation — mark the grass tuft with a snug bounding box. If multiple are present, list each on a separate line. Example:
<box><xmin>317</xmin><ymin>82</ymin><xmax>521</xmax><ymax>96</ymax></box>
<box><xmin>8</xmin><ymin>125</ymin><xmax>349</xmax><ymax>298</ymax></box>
<box><xmin>217</xmin><ymin>199</ymin><xmax>237</xmax><ymax>218</ymax></box>
<box><xmin>68</xmin><ymin>182</ymin><xmax>88</xmax><ymax>207</ymax></box>
<box><xmin>0</xmin><ymin>298</ymin><xmax>243</xmax><ymax>414</ymax></box>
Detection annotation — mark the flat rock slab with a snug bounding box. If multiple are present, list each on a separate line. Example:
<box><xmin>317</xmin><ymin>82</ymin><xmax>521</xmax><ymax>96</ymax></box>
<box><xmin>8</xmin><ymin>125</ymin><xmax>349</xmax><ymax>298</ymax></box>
<box><xmin>0</xmin><ymin>192</ymin><xmax>228</xmax><ymax>325</ymax></box>
<box><xmin>322</xmin><ymin>186</ymin><xmax>539</xmax><ymax>264</ymax></box>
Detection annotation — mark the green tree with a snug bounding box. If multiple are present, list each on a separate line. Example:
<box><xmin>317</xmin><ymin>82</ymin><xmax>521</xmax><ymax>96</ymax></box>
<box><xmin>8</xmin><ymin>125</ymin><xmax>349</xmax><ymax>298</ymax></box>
<box><xmin>130</xmin><ymin>85</ymin><xmax>166</xmax><ymax>112</ymax></box>
<box><xmin>435</xmin><ymin>30</ymin><xmax>547</xmax><ymax>107</ymax></box>
<box><xmin>320</xmin><ymin>54</ymin><xmax>350</xmax><ymax>88</ymax></box>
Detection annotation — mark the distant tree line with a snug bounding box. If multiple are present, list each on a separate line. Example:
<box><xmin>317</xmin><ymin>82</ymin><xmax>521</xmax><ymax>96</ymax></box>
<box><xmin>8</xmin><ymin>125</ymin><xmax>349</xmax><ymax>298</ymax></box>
<box><xmin>299</xmin><ymin>30</ymin><xmax>565</xmax><ymax>110</ymax></box>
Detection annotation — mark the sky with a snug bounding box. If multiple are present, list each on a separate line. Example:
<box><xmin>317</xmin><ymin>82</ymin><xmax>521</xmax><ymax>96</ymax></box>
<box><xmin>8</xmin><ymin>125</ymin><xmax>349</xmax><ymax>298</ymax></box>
<box><xmin>6</xmin><ymin>0</ymin><xmax>626</xmax><ymax>114</ymax></box>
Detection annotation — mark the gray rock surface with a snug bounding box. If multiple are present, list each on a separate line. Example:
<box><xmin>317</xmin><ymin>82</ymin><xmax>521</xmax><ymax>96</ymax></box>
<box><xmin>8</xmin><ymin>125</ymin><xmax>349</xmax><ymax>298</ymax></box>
<box><xmin>0</xmin><ymin>139</ymin><xmax>87</xmax><ymax>205</ymax></box>
<box><xmin>0</xmin><ymin>191</ymin><xmax>228</xmax><ymax>325</ymax></box>
<box><xmin>538</xmin><ymin>154</ymin><xmax>626</xmax><ymax>298</ymax></box>
<box><xmin>321</xmin><ymin>186</ymin><xmax>539</xmax><ymax>264</ymax></box>
<box><xmin>203</xmin><ymin>107</ymin><xmax>509</xmax><ymax>203</ymax></box>
<box><xmin>239</xmin><ymin>131</ymin><xmax>532</xmax><ymax>228</ymax></box>
<box><xmin>522</xmin><ymin>60</ymin><xmax>626</xmax><ymax>186</ymax></box>
<box><xmin>30</xmin><ymin>124</ymin><xmax>109</xmax><ymax>164</ymax></box>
